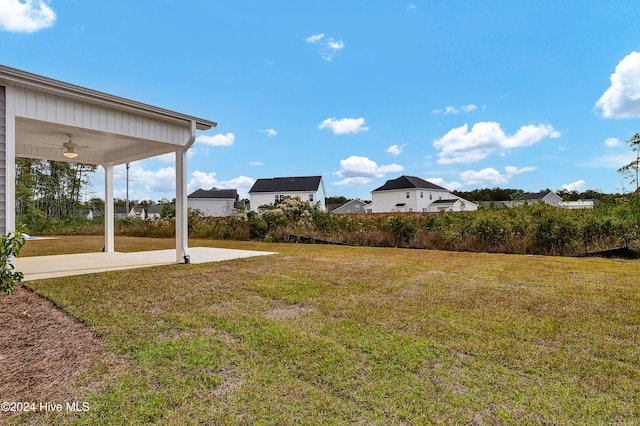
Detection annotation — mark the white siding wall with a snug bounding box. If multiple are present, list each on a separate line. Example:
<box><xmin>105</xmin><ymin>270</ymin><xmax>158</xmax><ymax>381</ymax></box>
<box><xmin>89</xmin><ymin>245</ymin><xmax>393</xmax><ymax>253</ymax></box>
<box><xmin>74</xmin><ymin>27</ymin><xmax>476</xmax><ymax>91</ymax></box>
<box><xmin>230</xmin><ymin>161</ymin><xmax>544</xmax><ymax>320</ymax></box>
<box><xmin>371</xmin><ymin>190</ymin><xmax>411</xmax><ymax>213</ymax></box>
<box><xmin>372</xmin><ymin>189</ymin><xmax>475</xmax><ymax>213</ymax></box>
<box><xmin>12</xmin><ymin>87</ymin><xmax>190</xmax><ymax>145</ymax></box>
<box><xmin>188</xmin><ymin>199</ymin><xmax>235</xmax><ymax>217</ymax></box>
<box><xmin>250</xmin><ymin>191</ymin><xmax>325</xmax><ymax>212</ymax></box>
<box><xmin>0</xmin><ymin>86</ymin><xmax>5</xmax><ymax>235</ymax></box>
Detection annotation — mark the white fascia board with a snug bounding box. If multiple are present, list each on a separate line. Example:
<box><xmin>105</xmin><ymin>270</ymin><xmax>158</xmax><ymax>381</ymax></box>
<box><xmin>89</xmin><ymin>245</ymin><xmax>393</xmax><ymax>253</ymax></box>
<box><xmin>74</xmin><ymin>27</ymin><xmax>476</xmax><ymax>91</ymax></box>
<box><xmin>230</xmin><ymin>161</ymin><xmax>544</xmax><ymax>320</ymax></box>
<box><xmin>0</xmin><ymin>65</ymin><xmax>217</xmax><ymax>131</ymax></box>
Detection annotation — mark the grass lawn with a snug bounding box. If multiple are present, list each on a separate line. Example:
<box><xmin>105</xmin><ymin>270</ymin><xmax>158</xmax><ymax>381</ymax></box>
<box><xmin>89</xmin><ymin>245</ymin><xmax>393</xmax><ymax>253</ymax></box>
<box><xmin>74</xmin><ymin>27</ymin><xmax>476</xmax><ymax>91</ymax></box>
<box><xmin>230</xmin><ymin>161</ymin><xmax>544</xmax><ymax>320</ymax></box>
<box><xmin>10</xmin><ymin>237</ymin><xmax>640</xmax><ymax>424</ymax></box>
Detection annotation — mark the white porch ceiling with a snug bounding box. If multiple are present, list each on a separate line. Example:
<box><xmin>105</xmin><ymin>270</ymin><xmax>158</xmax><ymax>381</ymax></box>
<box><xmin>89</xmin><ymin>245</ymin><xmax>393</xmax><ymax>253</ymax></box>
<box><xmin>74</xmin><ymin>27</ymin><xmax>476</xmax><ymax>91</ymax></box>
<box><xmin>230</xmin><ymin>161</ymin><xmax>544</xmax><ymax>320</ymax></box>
<box><xmin>16</xmin><ymin>118</ymin><xmax>177</xmax><ymax>165</ymax></box>
<box><xmin>2</xmin><ymin>64</ymin><xmax>217</xmax><ymax>166</ymax></box>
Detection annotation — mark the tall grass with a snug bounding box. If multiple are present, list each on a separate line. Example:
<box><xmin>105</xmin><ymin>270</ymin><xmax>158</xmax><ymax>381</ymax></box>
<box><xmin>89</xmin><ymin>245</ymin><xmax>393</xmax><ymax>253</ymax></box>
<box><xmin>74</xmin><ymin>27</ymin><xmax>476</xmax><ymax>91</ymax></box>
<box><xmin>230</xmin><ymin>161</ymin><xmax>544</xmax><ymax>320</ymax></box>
<box><xmin>19</xmin><ymin>193</ymin><xmax>640</xmax><ymax>256</ymax></box>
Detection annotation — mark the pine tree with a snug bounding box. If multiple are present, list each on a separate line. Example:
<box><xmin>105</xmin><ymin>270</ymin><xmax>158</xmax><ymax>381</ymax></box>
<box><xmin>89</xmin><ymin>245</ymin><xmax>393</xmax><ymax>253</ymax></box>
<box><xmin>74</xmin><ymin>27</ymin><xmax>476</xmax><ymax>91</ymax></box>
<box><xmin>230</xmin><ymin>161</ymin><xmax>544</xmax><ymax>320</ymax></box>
<box><xmin>617</xmin><ymin>133</ymin><xmax>640</xmax><ymax>192</ymax></box>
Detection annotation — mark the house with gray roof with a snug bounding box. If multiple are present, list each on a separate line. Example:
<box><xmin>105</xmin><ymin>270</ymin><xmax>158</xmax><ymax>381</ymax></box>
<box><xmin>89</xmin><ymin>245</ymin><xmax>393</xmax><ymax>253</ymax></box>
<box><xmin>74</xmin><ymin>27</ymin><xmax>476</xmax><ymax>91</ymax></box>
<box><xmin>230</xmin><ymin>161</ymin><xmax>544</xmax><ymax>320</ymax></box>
<box><xmin>187</xmin><ymin>188</ymin><xmax>238</xmax><ymax>217</ymax></box>
<box><xmin>147</xmin><ymin>204</ymin><xmax>164</xmax><ymax>219</ymax></box>
<box><xmin>509</xmin><ymin>190</ymin><xmax>562</xmax><ymax>207</ymax></box>
<box><xmin>249</xmin><ymin>176</ymin><xmax>326</xmax><ymax>211</ymax></box>
<box><xmin>370</xmin><ymin>175</ymin><xmax>477</xmax><ymax>213</ymax></box>
<box><xmin>331</xmin><ymin>198</ymin><xmax>369</xmax><ymax>214</ymax></box>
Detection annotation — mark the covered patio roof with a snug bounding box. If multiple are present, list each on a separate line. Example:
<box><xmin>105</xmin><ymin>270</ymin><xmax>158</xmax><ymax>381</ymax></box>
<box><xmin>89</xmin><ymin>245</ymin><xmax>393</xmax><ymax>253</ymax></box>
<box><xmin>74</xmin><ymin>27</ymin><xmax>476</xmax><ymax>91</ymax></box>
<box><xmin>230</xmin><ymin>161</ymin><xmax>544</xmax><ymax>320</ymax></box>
<box><xmin>1</xmin><ymin>64</ymin><xmax>216</xmax><ymax>165</ymax></box>
<box><xmin>1</xmin><ymin>64</ymin><xmax>217</xmax><ymax>262</ymax></box>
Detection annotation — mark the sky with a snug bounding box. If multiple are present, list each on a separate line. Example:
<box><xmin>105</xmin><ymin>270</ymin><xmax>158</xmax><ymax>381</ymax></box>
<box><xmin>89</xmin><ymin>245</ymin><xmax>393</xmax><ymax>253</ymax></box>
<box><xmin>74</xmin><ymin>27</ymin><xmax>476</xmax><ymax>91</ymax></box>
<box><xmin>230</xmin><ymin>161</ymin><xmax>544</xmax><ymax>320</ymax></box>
<box><xmin>2</xmin><ymin>0</ymin><xmax>640</xmax><ymax>202</ymax></box>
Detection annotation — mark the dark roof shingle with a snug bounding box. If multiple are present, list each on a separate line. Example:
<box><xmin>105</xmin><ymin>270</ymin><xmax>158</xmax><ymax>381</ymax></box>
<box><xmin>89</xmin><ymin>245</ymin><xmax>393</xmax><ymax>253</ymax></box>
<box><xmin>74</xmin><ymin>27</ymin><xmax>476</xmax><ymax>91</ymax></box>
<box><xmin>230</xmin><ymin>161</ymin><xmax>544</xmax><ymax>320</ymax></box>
<box><xmin>372</xmin><ymin>175</ymin><xmax>448</xmax><ymax>192</ymax></box>
<box><xmin>249</xmin><ymin>176</ymin><xmax>322</xmax><ymax>193</ymax></box>
<box><xmin>188</xmin><ymin>188</ymin><xmax>238</xmax><ymax>199</ymax></box>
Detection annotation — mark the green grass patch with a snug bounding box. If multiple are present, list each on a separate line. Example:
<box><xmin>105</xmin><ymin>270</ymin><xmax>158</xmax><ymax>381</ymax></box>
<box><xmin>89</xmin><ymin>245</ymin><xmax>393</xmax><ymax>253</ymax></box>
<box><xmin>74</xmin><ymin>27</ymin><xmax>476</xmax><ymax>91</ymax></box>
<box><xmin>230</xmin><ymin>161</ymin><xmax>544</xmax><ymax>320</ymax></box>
<box><xmin>13</xmin><ymin>237</ymin><xmax>640</xmax><ymax>424</ymax></box>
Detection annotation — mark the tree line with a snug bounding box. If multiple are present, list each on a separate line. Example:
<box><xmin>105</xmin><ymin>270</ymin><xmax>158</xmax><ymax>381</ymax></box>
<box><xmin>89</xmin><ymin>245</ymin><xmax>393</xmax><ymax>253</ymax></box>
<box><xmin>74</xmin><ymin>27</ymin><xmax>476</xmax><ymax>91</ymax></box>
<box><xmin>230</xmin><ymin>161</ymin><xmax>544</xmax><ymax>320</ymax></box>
<box><xmin>16</xmin><ymin>158</ymin><xmax>97</xmax><ymax>229</ymax></box>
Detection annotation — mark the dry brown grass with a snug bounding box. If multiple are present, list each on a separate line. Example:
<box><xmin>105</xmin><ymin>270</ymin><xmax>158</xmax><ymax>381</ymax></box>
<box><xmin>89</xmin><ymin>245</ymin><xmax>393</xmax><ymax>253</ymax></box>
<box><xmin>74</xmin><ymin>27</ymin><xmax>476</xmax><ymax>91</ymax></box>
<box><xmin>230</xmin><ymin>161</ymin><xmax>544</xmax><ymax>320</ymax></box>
<box><xmin>4</xmin><ymin>236</ymin><xmax>640</xmax><ymax>424</ymax></box>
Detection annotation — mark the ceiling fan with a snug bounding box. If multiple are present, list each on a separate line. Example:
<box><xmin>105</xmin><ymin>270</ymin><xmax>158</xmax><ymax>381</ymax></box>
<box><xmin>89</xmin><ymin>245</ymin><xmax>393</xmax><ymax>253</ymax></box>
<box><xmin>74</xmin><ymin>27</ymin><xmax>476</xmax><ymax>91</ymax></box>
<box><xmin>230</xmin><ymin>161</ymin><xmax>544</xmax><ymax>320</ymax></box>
<box><xmin>62</xmin><ymin>134</ymin><xmax>79</xmax><ymax>159</ymax></box>
<box><xmin>38</xmin><ymin>134</ymin><xmax>92</xmax><ymax>160</ymax></box>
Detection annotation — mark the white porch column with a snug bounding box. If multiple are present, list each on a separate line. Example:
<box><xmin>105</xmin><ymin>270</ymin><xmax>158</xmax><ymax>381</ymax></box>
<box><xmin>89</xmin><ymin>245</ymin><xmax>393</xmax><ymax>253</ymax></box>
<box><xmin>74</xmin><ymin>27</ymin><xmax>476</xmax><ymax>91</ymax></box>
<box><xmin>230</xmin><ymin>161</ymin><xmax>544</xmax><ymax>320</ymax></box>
<box><xmin>175</xmin><ymin>120</ymin><xmax>196</xmax><ymax>263</ymax></box>
<box><xmin>175</xmin><ymin>146</ymin><xmax>189</xmax><ymax>263</ymax></box>
<box><xmin>104</xmin><ymin>164</ymin><xmax>114</xmax><ymax>252</ymax></box>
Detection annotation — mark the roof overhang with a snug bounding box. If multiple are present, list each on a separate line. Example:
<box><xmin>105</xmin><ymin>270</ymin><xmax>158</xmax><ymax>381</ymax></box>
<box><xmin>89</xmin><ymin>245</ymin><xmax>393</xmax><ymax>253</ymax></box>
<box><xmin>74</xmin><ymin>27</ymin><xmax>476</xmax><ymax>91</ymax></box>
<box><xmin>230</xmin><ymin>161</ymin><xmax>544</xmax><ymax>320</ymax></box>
<box><xmin>1</xmin><ymin>64</ymin><xmax>217</xmax><ymax>166</ymax></box>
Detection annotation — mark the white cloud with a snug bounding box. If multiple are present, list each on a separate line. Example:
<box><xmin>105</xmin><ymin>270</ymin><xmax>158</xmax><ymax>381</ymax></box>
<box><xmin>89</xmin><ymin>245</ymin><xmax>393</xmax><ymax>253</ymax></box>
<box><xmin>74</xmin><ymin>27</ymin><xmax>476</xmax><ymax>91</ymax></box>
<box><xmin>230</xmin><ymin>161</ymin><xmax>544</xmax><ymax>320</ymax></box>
<box><xmin>187</xmin><ymin>171</ymin><xmax>255</xmax><ymax>198</ymax></box>
<box><xmin>219</xmin><ymin>176</ymin><xmax>256</xmax><ymax>199</ymax></box>
<box><xmin>605</xmin><ymin>137</ymin><xmax>621</xmax><ymax>148</ymax></box>
<box><xmin>562</xmin><ymin>179</ymin><xmax>586</xmax><ymax>192</ymax></box>
<box><xmin>334</xmin><ymin>156</ymin><xmax>403</xmax><ymax>183</ymax></box>
<box><xmin>596</xmin><ymin>51</ymin><xmax>640</xmax><ymax>118</ymax></box>
<box><xmin>407</xmin><ymin>4</ymin><xmax>416</xmax><ymax>10</ymax></box>
<box><xmin>433</xmin><ymin>121</ymin><xmax>559</xmax><ymax>164</ymax></box>
<box><xmin>307</xmin><ymin>33</ymin><xmax>344</xmax><ymax>61</ymax></box>
<box><xmin>306</xmin><ymin>33</ymin><xmax>325</xmax><ymax>43</ymax></box>
<box><xmin>433</xmin><ymin>104</ymin><xmax>477</xmax><ymax>115</ymax></box>
<box><xmin>114</xmin><ymin>163</ymin><xmax>176</xmax><ymax>195</ymax></box>
<box><xmin>333</xmin><ymin>177</ymin><xmax>373</xmax><ymax>186</ymax></box>
<box><xmin>457</xmin><ymin>165</ymin><xmax>537</xmax><ymax>188</ymax></box>
<box><xmin>319</xmin><ymin>117</ymin><xmax>369</xmax><ymax>134</ymax></box>
<box><xmin>188</xmin><ymin>170</ymin><xmax>218</xmax><ymax>192</ymax></box>
<box><xmin>195</xmin><ymin>132</ymin><xmax>235</xmax><ymax>146</ymax></box>
<box><xmin>504</xmin><ymin>165</ymin><xmax>537</xmax><ymax>175</ymax></box>
<box><xmin>425</xmin><ymin>177</ymin><xmax>463</xmax><ymax>191</ymax></box>
<box><xmin>460</xmin><ymin>168</ymin><xmax>509</xmax><ymax>186</ymax></box>
<box><xmin>259</xmin><ymin>128</ymin><xmax>277</xmax><ymax>137</ymax></box>
<box><xmin>0</xmin><ymin>0</ymin><xmax>56</xmax><ymax>33</ymax></box>
<box><xmin>385</xmin><ymin>144</ymin><xmax>405</xmax><ymax>156</ymax></box>
<box><xmin>326</xmin><ymin>39</ymin><xmax>344</xmax><ymax>50</ymax></box>
<box><xmin>249</xmin><ymin>161</ymin><xmax>264</xmax><ymax>166</ymax></box>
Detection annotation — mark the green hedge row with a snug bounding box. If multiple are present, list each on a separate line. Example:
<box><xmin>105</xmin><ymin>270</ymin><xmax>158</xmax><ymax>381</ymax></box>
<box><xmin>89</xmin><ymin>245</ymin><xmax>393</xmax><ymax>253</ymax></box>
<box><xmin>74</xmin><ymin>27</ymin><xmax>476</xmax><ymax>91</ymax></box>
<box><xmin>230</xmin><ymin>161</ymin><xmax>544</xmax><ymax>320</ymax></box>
<box><xmin>20</xmin><ymin>193</ymin><xmax>640</xmax><ymax>256</ymax></box>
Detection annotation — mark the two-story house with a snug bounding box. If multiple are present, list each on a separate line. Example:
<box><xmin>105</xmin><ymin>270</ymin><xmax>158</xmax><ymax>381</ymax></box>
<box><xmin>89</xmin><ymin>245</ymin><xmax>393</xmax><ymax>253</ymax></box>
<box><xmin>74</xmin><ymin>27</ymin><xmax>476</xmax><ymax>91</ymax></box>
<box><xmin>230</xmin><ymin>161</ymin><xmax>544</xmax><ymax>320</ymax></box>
<box><xmin>370</xmin><ymin>175</ymin><xmax>477</xmax><ymax>213</ymax></box>
<box><xmin>249</xmin><ymin>176</ymin><xmax>326</xmax><ymax>211</ymax></box>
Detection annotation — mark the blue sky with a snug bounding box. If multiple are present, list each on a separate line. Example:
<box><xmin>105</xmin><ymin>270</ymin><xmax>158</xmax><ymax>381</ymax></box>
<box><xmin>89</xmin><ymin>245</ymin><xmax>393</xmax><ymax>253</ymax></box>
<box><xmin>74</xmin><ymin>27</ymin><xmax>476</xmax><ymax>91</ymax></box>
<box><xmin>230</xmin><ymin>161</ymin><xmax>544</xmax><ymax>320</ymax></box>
<box><xmin>2</xmin><ymin>1</ymin><xmax>640</xmax><ymax>202</ymax></box>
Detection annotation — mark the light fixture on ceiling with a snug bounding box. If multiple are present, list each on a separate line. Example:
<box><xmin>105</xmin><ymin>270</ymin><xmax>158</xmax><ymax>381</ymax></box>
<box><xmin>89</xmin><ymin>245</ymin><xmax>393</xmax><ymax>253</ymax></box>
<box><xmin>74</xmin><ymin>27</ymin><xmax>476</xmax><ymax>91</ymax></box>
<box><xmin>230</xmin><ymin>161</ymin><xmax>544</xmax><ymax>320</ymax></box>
<box><xmin>63</xmin><ymin>134</ymin><xmax>79</xmax><ymax>159</ymax></box>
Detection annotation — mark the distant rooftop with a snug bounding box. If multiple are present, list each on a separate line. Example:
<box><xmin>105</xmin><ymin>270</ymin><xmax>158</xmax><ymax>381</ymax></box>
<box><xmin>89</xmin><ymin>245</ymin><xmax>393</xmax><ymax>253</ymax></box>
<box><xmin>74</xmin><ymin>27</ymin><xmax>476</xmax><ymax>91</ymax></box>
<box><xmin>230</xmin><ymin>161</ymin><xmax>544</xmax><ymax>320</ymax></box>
<box><xmin>249</xmin><ymin>176</ymin><xmax>322</xmax><ymax>193</ymax></box>
<box><xmin>188</xmin><ymin>188</ymin><xmax>238</xmax><ymax>199</ymax></box>
<box><xmin>372</xmin><ymin>175</ymin><xmax>448</xmax><ymax>192</ymax></box>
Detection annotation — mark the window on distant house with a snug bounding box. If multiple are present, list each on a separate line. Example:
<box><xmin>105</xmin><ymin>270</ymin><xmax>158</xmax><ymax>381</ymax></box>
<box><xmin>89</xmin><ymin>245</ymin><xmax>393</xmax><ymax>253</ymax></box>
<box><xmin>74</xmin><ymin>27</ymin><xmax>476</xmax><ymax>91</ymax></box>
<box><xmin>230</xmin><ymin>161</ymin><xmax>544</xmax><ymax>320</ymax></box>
<box><xmin>406</xmin><ymin>192</ymin><xmax>410</xmax><ymax>198</ymax></box>
<box><xmin>275</xmin><ymin>194</ymin><xmax>286</xmax><ymax>202</ymax></box>
<box><xmin>421</xmin><ymin>192</ymin><xmax>424</xmax><ymax>198</ymax></box>
<box><xmin>429</xmin><ymin>193</ymin><xmax>432</xmax><ymax>200</ymax></box>
<box><xmin>355</xmin><ymin>204</ymin><xmax>361</xmax><ymax>211</ymax></box>
<box><xmin>309</xmin><ymin>193</ymin><xmax>314</xmax><ymax>202</ymax></box>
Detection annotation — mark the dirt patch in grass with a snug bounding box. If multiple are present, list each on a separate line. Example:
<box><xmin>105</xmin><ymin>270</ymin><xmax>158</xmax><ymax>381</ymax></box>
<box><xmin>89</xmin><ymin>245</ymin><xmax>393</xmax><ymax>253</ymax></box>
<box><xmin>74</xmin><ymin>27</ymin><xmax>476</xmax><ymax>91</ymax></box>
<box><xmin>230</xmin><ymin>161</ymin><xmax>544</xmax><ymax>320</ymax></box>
<box><xmin>0</xmin><ymin>286</ymin><xmax>103</xmax><ymax>422</ymax></box>
<box><xmin>265</xmin><ymin>303</ymin><xmax>318</xmax><ymax>321</ymax></box>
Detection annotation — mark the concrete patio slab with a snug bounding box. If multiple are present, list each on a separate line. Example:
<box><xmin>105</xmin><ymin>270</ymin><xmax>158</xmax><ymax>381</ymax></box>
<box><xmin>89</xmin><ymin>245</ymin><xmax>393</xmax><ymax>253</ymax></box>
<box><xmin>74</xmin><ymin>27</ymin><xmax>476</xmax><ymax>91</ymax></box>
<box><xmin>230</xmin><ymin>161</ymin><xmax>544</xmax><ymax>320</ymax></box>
<box><xmin>16</xmin><ymin>247</ymin><xmax>277</xmax><ymax>281</ymax></box>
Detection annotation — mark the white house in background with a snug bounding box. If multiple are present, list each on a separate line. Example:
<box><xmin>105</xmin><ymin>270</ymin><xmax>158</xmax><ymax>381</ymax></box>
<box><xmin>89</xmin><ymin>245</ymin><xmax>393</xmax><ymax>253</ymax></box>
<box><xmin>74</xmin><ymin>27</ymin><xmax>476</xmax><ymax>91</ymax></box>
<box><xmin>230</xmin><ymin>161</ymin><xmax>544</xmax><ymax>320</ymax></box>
<box><xmin>249</xmin><ymin>176</ymin><xmax>326</xmax><ymax>211</ymax></box>
<box><xmin>511</xmin><ymin>190</ymin><xmax>563</xmax><ymax>207</ymax></box>
<box><xmin>559</xmin><ymin>199</ymin><xmax>595</xmax><ymax>209</ymax></box>
<box><xmin>115</xmin><ymin>207</ymin><xmax>128</xmax><ymax>219</ymax></box>
<box><xmin>129</xmin><ymin>206</ymin><xmax>146</xmax><ymax>219</ymax></box>
<box><xmin>370</xmin><ymin>175</ymin><xmax>478</xmax><ymax>213</ymax></box>
<box><xmin>332</xmin><ymin>198</ymin><xmax>369</xmax><ymax>214</ymax></box>
<box><xmin>147</xmin><ymin>204</ymin><xmax>164</xmax><ymax>219</ymax></box>
<box><xmin>187</xmin><ymin>188</ymin><xmax>238</xmax><ymax>217</ymax></box>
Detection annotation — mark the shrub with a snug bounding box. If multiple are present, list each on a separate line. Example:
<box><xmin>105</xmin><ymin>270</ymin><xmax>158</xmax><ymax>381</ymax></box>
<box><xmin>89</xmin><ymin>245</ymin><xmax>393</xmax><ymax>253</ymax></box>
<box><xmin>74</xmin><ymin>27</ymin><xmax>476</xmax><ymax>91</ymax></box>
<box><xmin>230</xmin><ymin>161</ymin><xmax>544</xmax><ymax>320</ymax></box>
<box><xmin>383</xmin><ymin>215</ymin><xmax>419</xmax><ymax>247</ymax></box>
<box><xmin>1</xmin><ymin>232</ymin><xmax>26</xmax><ymax>294</ymax></box>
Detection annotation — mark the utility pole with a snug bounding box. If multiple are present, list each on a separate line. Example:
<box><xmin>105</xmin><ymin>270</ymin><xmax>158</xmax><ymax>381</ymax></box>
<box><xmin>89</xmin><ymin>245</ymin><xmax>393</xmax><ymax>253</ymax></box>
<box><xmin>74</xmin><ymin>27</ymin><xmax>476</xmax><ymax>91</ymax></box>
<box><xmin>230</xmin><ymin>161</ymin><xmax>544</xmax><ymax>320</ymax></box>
<box><xmin>126</xmin><ymin>162</ymin><xmax>130</xmax><ymax>215</ymax></box>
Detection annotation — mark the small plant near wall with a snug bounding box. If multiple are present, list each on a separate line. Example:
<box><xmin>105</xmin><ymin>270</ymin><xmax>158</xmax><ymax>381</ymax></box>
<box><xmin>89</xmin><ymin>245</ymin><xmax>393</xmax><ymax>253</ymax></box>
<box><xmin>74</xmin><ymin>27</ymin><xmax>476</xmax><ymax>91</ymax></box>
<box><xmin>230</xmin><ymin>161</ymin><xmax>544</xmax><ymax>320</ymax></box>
<box><xmin>1</xmin><ymin>231</ymin><xmax>26</xmax><ymax>294</ymax></box>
